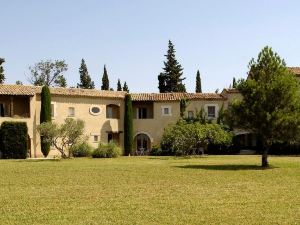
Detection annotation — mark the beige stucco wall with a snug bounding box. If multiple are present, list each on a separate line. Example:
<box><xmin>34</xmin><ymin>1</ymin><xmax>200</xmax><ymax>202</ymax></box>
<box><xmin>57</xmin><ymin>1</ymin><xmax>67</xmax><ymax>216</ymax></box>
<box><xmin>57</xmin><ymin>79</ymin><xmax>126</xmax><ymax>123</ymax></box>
<box><xmin>33</xmin><ymin>95</ymin><xmax>124</xmax><ymax>157</ymax></box>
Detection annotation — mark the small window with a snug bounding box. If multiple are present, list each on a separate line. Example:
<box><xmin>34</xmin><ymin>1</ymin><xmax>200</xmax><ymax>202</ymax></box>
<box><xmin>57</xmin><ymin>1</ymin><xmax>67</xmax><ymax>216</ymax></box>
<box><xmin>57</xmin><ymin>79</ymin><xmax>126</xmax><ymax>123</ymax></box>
<box><xmin>90</xmin><ymin>106</ymin><xmax>101</xmax><ymax>116</ymax></box>
<box><xmin>138</xmin><ymin>108</ymin><xmax>147</xmax><ymax>119</ymax></box>
<box><xmin>162</xmin><ymin>106</ymin><xmax>171</xmax><ymax>116</ymax></box>
<box><xmin>51</xmin><ymin>104</ymin><xmax>55</xmax><ymax>118</ymax></box>
<box><xmin>68</xmin><ymin>107</ymin><xmax>75</xmax><ymax>117</ymax></box>
<box><xmin>207</xmin><ymin>106</ymin><xmax>216</xmax><ymax>118</ymax></box>
<box><xmin>93</xmin><ymin>135</ymin><xmax>99</xmax><ymax>142</ymax></box>
<box><xmin>188</xmin><ymin>111</ymin><xmax>194</xmax><ymax>119</ymax></box>
<box><xmin>107</xmin><ymin>106</ymin><xmax>113</xmax><ymax>118</ymax></box>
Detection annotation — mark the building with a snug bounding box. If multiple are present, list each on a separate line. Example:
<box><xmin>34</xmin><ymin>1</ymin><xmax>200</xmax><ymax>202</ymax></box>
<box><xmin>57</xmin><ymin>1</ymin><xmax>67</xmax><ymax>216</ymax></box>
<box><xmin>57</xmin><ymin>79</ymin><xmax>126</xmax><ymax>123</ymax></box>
<box><xmin>0</xmin><ymin>67</ymin><xmax>299</xmax><ymax>157</ymax></box>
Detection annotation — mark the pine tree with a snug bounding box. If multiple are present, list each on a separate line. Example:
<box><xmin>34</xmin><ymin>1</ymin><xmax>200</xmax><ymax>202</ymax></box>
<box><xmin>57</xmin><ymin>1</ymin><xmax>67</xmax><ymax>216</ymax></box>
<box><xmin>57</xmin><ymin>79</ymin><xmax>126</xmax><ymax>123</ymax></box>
<box><xmin>101</xmin><ymin>65</ymin><xmax>109</xmax><ymax>90</ymax></box>
<box><xmin>158</xmin><ymin>40</ymin><xmax>186</xmax><ymax>93</ymax></box>
<box><xmin>123</xmin><ymin>82</ymin><xmax>129</xmax><ymax>93</ymax></box>
<box><xmin>232</xmin><ymin>77</ymin><xmax>237</xmax><ymax>88</ymax></box>
<box><xmin>117</xmin><ymin>79</ymin><xmax>122</xmax><ymax>91</ymax></box>
<box><xmin>77</xmin><ymin>59</ymin><xmax>95</xmax><ymax>89</ymax></box>
<box><xmin>40</xmin><ymin>86</ymin><xmax>52</xmax><ymax>157</ymax></box>
<box><xmin>0</xmin><ymin>58</ymin><xmax>5</xmax><ymax>84</ymax></box>
<box><xmin>195</xmin><ymin>70</ymin><xmax>202</xmax><ymax>93</ymax></box>
<box><xmin>124</xmin><ymin>94</ymin><xmax>133</xmax><ymax>155</ymax></box>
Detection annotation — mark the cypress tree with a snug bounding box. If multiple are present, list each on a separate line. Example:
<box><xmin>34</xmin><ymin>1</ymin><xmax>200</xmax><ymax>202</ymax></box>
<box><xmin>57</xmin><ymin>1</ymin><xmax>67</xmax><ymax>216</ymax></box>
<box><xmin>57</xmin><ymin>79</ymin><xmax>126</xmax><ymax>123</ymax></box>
<box><xmin>0</xmin><ymin>58</ymin><xmax>5</xmax><ymax>84</ymax></box>
<box><xmin>77</xmin><ymin>59</ymin><xmax>95</xmax><ymax>89</ymax></box>
<box><xmin>232</xmin><ymin>77</ymin><xmax>237</xmax><ymax>88</ymax></box>
<box><xmin>117</xmin><ymin>79</ymin><xmax>122</xmax><ymax>91</ymax></box>
<box><xmin>101</xmin><ymin>65</ymin><xmax>110</xmax><ymax>90</ymax></box>
<box><xmin>195</xmin><ymin>70</ymin><xmax>202</xmax><ymax>93</ymax></box>
<box><xmin>158</xmin><ymin>40</ymin><xmax>186</xmax><ymax>93</ymax></box>
<box><xmin>124</xmin><ymin>94</ymin><xmax>133</xmax><ymax>155</ymax></box>
<box><xmin>123</xmin><ymin>82</ymin><xmax>129</xmax><ymax>93</ymax></box>
<box><xmin>40</xmin><ymin>86</ymin><xmax>52</xmax><ymax>157</ymax></box>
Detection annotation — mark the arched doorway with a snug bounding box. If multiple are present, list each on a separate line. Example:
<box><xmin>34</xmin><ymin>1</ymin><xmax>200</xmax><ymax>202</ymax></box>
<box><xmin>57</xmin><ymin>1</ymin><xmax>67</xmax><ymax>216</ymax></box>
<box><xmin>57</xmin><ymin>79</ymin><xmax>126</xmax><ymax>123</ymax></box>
<box><xmin>134</xmin><ymin>133</ymin><xmax>151</xmax><ymax>155</ymax></box>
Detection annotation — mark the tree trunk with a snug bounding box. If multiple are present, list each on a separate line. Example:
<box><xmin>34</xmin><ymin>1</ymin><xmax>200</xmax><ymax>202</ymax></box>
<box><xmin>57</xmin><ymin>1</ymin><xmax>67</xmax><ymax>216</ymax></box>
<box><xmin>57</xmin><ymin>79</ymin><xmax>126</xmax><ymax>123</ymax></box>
<box><xmin>261</xmin><ymin>148</ymin><xmax>269</xmax><ymax>167</ymax></box>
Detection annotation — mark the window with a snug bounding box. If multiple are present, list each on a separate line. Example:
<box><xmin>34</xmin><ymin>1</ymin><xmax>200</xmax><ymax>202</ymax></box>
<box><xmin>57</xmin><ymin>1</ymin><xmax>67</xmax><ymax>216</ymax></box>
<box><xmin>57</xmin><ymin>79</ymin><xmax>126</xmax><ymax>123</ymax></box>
<box><xmin>188</xmin><ymin>111</ymin><xmax>194</xmax><ymax>119</ymax></box>
<box><xmin>207</xmin><ymin>106</ymin><xmax>216</xmax><ymax>118</ymax></box>
<box><xmin>138</xmin><ymin>107</ymin><xmax>147</xmax><ymax>119</ymax></box>
<box><xmin>93</xmin><ymin>135</ymin><xmax>99</xmax><ymax>142</ymax></box>
<box><xmin>108</xmin><ymin>133</ymin><xmax>113</xmax><ymax>143</ymax></box>
<box><xmin>107</xmin><ymin>106</ymin><xmax>113</xmax><ymax>118</ymax></box>
<box><xmin>162</xmin><ymin>106</ymin><xmax>171</xmax><ymax>116</ymax></box>
<box><xmin>90</xmin><ymin>106</ymin><xmax>101</xmax><ymax>116</ymax></box>
<box><xmin>51</xmin><ymin>103</ymin><xmax>55</xmax><ymax>118</ymax></box>
<box><xmin>68</xmin><ymin>107</ymin><xmax>75</xmax><ymax>117</ymax></box>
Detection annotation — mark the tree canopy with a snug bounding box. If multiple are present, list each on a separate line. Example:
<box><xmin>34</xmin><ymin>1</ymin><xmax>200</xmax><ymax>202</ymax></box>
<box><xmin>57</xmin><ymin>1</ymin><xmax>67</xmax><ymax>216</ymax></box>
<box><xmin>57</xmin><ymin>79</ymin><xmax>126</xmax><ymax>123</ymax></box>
<box><xmin>28</xmin><ymin>60</ymin><xmax>68</xmax><ymax>87</ymax></box>
<box><xmin>158</xmin><ymin>40</ymin><xmax>186</xmax><ymax>93</ymax></box>
<box><xmin>117</xmin><ymin>79</ymin><xmax>122</xmax><ymax>91</ymax></box>
<box><xmin>195</xmin><ymin>70</ymin><xmax>202</xmax><ymax>93</ymax></box>
<box><xmin>0</xmin><ymin>58</ymin><xmax>5</xmax><ymax>84</ymax></box>
<box><xmin>228</xmin><ymin>46</ymin><xmax>300</xmax><ymax>167</ymax></box>
<box><xmin>101</xmin><ymin>65</ymin><xmax>110</xmax><ymax>90</ymax></box>
<box><xmin>123</xmin><ymin>81</ymin><xmax>129</xmax><ymax>92</ymax></box>
<box><xmin>77</xmin><ymin>59</ymin><xmax>95</xmax><ymax>89</ymax></box>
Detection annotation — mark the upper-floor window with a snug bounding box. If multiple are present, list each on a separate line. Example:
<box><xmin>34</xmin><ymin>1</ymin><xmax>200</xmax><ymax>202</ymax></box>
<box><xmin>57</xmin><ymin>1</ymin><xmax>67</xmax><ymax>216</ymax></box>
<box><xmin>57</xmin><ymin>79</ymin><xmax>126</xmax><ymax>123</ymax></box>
<box><xmin>106</xmin><ymin>104</ymin><xmax>120</xmax><ymax>119</ymax></box>
<box><xmin>90</xmin><ymin>106</ymin><xmax>101</xmax><ymax>116</ymax></box>
<box><xmin>51</xmin><ymin>103</ymin><xmax>55</xmax><ymax>118</ymax></box>
<box><xmin>188</xmin><ymin>111</ymin><xmax>194</xmax><ymax>119</ymax></box>
<box><xmin>207</xmin><ymin>106</ymin><xmax>216</xmax><ymax>118</ymax></box>
<box><xmin>161</xmin><ymin>106</ymin><xmax>172</xmax><ymax>116</ymax></box>
<box><xmin>137</xmin><ymin>107</ymin><xmax>147</xmax><ymax>119</ymax></box>
<box><xmin>68</xmin><ymin>107</ymin><xmax>75</xmax><ymax>117</ymax></box>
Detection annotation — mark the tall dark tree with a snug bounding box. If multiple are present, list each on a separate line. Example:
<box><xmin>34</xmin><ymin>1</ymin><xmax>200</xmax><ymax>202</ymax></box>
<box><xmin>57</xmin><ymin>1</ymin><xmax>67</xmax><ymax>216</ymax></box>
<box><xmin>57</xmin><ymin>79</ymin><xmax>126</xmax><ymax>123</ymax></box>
<box><xmin>228</xmin><ymin>46</ymin><xmax>300</xmax><ymax>167</ymax></box>
<box><xmin>158</xmin><ymin>40</ymin><xmax>186</xmax><ymax>93</ymax></box>
<box><xmin>0</xmin><ymin>58</ymin><xmax>5</xmax><ymax>84</ymax></box>
<box><xmin>232</xmin><ymin>77</ymin><xmax>237</xmax><ymax>88</ymax></box>
<box><xmin>40</xmin><ymin>86</ymin><xmax>52</xmax><ymax>157</ymax></box>
<box><xmin>117</xmin><ymin>79</ymin><xmax>122</xmax><ymax>91</ymax></box>
<box><xmin>124</xmin><ymin>94</ymin><xmax>133</xmax><ymax>155</ymax></box>
<box><xmin>195</xmin><ymin>70</ymin><xmax>202</xmax><ymax>93</ymax></box>
<box><xmin>77</xmin><ymin>59</ymin><xmax>95</xmax><ymax>89</ymax></box>
<box><xmin>123</xmin><ymin>82</ymin><xmax>129</xmax><ymax>93</ymax></box>
<box><xmin>28</xmin><ymin>60</ymin><xmax>68</xmax><ymax>87</ymax></box>
<box><xmin>101</xmin><ymin>65</ymin><xmax>110</xmax><ymax>90</ymax></box>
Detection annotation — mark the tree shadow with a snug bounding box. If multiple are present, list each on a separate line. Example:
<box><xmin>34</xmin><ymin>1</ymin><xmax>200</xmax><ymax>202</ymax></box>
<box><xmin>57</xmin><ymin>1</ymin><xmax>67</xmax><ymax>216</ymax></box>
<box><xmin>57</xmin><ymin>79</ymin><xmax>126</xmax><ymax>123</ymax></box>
<box><xmin>175</xmin><ymin>164</ymin><xmax>276</xmax><ymax>171</ymax></box>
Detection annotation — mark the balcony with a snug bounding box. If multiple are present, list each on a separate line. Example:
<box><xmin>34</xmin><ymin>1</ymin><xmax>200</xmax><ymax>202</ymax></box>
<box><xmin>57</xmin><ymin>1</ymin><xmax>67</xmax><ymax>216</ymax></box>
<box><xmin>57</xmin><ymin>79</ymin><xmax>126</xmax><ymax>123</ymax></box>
<box><xmin>133</xmin><ymin>101</ymin><xmax>154</xmax><ymax>119</ymax></box>
<box><xmin>0</xmin><ymin>96</ymin><xmax>30</xmax><ymax>119</ymax></box>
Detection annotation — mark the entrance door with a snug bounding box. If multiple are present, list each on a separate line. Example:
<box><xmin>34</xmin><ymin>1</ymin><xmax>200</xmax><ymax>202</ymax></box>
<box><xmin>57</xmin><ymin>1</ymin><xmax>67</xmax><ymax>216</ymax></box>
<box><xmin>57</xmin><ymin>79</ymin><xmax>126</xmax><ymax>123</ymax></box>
<box><xmin>136</xmin><ymin>134</ymin><xmax>150</xmax><ymax>151</ymax></box>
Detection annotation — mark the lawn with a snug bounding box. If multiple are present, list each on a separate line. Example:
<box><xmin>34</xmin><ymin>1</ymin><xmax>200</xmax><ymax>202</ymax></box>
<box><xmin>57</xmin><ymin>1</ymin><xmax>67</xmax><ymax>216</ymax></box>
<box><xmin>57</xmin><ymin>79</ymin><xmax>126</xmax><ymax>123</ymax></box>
<box><xmin>0</xmin><ymin>156</ymin><xmax>299</xmax><ymax>225</ymax></box>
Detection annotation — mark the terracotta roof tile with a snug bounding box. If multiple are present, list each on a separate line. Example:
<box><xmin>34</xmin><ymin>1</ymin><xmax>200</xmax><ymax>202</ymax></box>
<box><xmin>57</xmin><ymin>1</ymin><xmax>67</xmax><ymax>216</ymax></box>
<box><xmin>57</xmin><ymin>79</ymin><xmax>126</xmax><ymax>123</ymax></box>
<box><xmin>288</xmin><ymin>67</ymin><xmax>300</xmax><ymax>76</ymax></box>
<box><xmin>0</xmin><ymin>85</ymin><xmax>126</xmax><ymax>99</ymax></box>
<box><xmin>131</xmin><ymin>92</ymin><xmax>225</xmax><ymax>101</ymax></box>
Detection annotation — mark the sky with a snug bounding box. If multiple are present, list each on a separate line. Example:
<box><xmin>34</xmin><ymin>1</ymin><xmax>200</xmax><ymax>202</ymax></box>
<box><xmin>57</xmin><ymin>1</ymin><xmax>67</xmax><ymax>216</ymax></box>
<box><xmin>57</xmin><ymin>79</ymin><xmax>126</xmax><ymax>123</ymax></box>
<box><xmin>1</xmin><ymin>0</ymin><xmax>300</xmax><ymax>93</ymax></box>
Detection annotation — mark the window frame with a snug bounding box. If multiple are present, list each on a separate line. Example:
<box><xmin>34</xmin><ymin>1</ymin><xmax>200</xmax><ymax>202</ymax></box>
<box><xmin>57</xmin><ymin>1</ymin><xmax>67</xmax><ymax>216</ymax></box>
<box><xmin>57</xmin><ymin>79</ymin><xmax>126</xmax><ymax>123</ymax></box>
<box><xmin>89</xmin><ymin>105</ymin><xmax>101</xmax><ymax>116</ymax></box>
<box><xmin>205</xmin><ymin>104</ymin><xmax>219</xmax><ymax>119</ymax></box>
<box><xmin>68</xmin><ymin>107</ymin><xmax>75</xmax><ymax>117</ymax></box>
<box><xmin>161</xmin><ymin>105</ymin><xmax>172</xmax><ymax>116</ymax></box>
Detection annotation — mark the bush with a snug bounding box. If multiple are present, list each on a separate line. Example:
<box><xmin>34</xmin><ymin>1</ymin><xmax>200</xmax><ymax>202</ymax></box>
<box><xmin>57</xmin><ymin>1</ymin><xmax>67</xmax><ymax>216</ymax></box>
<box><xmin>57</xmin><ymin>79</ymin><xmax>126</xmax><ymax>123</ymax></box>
<box><xmin>92</xmin><ymin>143</ymin><xmax>121</xmax><ymax>158</ymax></box>
<box><xmin>1</xmin><ymin>122</ymin><xmax>28</xmax><ymax>159</ymax></box>
<box><xmin>70</xmin><ymin>141</ymin><xmax>93</xmax><ymax>157</ymax></box>
<box><xmin>150</xmin><ymin>145</ymin><xmax>162</xmax><ymax>156</ymax></box>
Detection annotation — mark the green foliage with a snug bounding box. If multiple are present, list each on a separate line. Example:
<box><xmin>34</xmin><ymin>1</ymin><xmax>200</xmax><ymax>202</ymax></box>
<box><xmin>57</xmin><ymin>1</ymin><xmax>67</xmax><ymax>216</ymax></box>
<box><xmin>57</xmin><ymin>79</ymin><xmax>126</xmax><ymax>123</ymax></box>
<box><xmin>38</xmin><ymin>118</ymin><xmax>85</xmax><ymax>158</ymax></box>
<box><xmin>69</xmin><ymin>141</ymin><xmax>93</xmax><ymax>157</ymax></box>
<box><xmin>228</xmin><ymin>46</ymin><xmax>300</xmax><ymax>167</ymax></box>
<box><xmin>232</xmin><ymin>77</ymin><xmax>237</xmax><ymax>88</ymax></box>
<box><xmin>28</xmin><ymin>60</ymin><xmax>68</xmax><ymax>87</ymax></box>
<box><xmin>150</xmin><ymin>145</ymin><xmax>162</xmax><ymax>156</ymax></box>
<box><xmin>158</xmin><ymin>40</ymin><xmax>186</xmax><ymax>93</ymax></box>
<box><xmin>77</xmin><ymin>59</ymin><xmax>95</xmax><ymax>89</ymax></box>
<box><xmin>40</xmin><ymin>86</ymin><xmax>52</xmax><ymax>157</ymax></box>
<box><xmin>0</xmin><ymin>122</ymin><xmax>28</xmax><ymax>159</ymax></box>
<box><xmin>101</xmin><ymin>65</ymin><xmax>110</xmax><ymax>90</ymax></box>
<box><xmin>92</xmin><ymin>142</ymin><xmax>120</xmax><ymax>158</ymax></box>
<box><xmin>0</xmin><ymin>58</ymin><xmax>5</xmax><ymax>84</ymax></box>
<box><xmin>124</xmin><ymin>94</ymin><xmax>133</xmax><ymax>155</ymax></box>
<box><xmin>15</xmin><ymin>80</ymin><xmax>23</xmax><ymax>85</ymax></box>
<box><xmin>195</xmin><ymin>70</ymin><xmax>202</xmax><ymax>93</ymax></box>
<box><xmin>180</xmin><ymin>98</ymin><xmax>189</xmax><ymax>117</ymax></box>
<box><xmin>123</xmin><ymin>81</ymin><xmax>129</xmax><ymax>92</ymax></box>
<box><xmin>117</xmin><ymin>79</ymin><xmax>122</xmax><ymax>91</ymax></box>
<box><xmin>161</xmin><ymin>120</ymin><xmax>232</xmax><ymax>156</ymax></box>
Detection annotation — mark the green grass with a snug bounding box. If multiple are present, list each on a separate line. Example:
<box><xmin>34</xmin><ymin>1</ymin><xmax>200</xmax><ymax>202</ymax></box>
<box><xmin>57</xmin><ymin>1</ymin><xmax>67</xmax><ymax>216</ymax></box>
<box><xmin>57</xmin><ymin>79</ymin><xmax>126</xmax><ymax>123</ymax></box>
<box><xmin>0</xmin><ymin>155</ymin><xmax>300</xmax><ymax>225</ymax></box>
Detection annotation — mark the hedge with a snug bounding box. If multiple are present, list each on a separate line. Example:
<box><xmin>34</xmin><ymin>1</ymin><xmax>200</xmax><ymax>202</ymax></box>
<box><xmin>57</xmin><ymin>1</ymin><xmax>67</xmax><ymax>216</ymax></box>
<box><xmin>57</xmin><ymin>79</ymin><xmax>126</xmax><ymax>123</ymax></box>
<box><xmin>1</xmin><ymin>121</ymin><xmax>28</xmax><ymax>159</ymax></box>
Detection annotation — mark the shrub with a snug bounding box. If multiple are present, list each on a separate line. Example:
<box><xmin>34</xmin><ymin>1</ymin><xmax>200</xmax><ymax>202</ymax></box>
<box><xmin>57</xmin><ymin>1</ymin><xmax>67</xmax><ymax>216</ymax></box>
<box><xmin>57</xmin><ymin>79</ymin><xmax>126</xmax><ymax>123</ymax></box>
<box><xmin>92</xmin><ymin>143</ymin><xmax>120</xmax><ymax>158</ymax></box>
<box><xmin>70</xmin><ymin>141</ymin><xmax>93</xmax><ymax>157</ymax></box>
<box><xmin>40</xmin><ymin>85</ymin><xmax>51</xmax><ymax>157</ymax></box>
<box><xmin>1</xmin><ymin>121</ymin><xmax>28</xmax><ymax>159</ymax></box>
<box><xmin>150</xmin><ymin>145</ymin><xmax>162</xmax><ymax>156</ymax></box>
<box><xmin>124</xmin><ymin>94</ymin><xmax>133</xmax><ymax>155</ymax></box>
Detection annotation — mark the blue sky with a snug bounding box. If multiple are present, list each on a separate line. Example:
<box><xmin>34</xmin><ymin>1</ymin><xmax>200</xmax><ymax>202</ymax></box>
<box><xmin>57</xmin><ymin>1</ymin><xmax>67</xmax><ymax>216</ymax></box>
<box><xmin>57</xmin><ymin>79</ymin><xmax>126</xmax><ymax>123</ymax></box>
<box><xmin>1</xmin><ymin>0</ymin><xmax>300</xmax><ymax>92</ymax></box>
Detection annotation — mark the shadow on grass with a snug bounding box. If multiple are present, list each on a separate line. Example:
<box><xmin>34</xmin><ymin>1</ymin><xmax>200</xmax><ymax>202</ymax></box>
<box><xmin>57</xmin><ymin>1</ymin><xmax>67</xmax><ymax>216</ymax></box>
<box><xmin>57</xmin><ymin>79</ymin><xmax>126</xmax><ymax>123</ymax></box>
<box><xmin>175</xmin><ymin>164</ymin><xmax>276</xmax><ymax>171</ymax></box>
